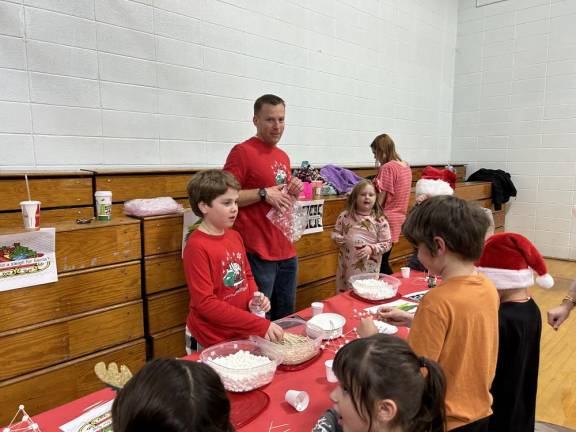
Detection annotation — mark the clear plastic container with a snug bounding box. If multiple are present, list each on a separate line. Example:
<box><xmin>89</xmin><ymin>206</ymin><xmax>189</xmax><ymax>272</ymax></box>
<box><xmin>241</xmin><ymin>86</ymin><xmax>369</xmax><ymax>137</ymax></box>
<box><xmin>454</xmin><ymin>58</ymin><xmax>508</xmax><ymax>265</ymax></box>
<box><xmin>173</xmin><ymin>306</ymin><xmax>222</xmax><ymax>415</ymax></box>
<box><xmin>306</xmin><ymin>313</ymin><xmax>346</xmax><ymax>340</ymax></box>
<box><xmin>200</xmin><ymin>340</ymin><xmax>281</xmax><ymax>392</ymax></box>
<box><xmin>349</xmin><ymin>273</ymin><xmax>401</xmax><ymax>301</ymax></box>
<box><xmin>252</xmin><ymin>317</ymin><xmax>322</xmax><ymax>366</ymax></box>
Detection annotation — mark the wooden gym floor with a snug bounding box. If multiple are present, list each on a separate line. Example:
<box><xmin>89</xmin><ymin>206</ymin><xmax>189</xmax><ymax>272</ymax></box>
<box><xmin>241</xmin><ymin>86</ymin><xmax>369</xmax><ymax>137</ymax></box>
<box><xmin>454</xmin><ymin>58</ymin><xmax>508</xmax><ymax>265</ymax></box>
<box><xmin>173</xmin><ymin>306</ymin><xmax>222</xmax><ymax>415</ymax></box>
<box><xmin>532</xmin><ymin>259</ymin><xmax>576</xmax><ymax>430</ymax></box>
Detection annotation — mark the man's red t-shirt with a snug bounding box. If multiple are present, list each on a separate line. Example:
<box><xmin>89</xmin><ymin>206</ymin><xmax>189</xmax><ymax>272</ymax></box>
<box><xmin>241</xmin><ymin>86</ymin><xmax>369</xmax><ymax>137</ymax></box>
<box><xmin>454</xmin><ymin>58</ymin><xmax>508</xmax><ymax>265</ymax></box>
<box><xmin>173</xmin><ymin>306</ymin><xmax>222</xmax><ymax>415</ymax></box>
<box><xmin>224</xmin><ymin>136</ymin><xmax>296</xmax><ymax>261</ymax></box>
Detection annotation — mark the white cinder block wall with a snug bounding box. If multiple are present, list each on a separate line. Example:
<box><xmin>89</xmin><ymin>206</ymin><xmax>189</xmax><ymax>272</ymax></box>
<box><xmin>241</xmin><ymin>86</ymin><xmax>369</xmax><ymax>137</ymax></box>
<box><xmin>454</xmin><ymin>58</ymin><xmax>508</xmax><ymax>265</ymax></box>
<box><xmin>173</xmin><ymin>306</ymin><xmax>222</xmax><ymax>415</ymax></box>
<box><xmin>0</xmin><ymin>0</ymin><xmax>458</xmax><ymax>169</ymax></box>
<box><xmin>452</xmin><ymin>0</ymin><xmax>576</xmax><ymax>259</ymax></box>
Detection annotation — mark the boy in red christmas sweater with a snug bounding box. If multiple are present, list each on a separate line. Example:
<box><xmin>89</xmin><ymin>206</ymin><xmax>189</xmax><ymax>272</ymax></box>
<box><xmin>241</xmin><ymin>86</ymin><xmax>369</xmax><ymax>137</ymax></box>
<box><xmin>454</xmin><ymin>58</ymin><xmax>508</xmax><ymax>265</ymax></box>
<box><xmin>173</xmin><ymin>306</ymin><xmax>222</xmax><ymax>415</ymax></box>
<box><xmin>183</xmin><ymin>170</ymin><xmax>284</xmax><ymax>352</ymax></box>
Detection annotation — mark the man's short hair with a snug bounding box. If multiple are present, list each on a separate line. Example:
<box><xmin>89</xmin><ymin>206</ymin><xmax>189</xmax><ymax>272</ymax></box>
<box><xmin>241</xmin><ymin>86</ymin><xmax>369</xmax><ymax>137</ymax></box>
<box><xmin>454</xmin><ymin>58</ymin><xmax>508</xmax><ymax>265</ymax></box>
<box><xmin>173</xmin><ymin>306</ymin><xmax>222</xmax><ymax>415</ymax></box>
<box><xmin>402</xmin><ymin>195</ymin><xmax>489</xmax><ymax>261</ymax></box>
<box><xmin>187</xmin><ymin>170</ymin><xmax>240</xmax><ymax>217</ymax></box>
<box><xmin>254</xmin><ymin>94</ymin><xmax>285</xmax><ymax>115</ymax></box>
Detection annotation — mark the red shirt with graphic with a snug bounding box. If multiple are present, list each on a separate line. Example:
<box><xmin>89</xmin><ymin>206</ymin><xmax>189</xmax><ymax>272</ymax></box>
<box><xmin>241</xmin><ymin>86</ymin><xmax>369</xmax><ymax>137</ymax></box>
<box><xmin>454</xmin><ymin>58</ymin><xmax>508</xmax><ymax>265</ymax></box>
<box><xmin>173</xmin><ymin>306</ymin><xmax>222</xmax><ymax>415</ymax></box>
<box><xmin>183</xmin><ymin>228</ymin><xmax>270</xmax><ymax>347</ymax></box>
<box><xmin>224</xmin><ymin>136</ymin><xmax>296</xmax><ymax>260</ymax></box>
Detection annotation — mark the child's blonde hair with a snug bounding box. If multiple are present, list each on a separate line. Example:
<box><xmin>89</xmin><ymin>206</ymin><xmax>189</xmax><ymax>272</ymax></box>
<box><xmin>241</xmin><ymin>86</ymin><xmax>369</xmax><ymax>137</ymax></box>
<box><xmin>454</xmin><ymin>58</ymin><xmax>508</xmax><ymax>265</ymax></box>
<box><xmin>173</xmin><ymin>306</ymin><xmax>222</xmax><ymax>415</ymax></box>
<box><xmin>346</xmin><ymin>180</ymin><xmax>384</xmax><ymax>220</ymax></box>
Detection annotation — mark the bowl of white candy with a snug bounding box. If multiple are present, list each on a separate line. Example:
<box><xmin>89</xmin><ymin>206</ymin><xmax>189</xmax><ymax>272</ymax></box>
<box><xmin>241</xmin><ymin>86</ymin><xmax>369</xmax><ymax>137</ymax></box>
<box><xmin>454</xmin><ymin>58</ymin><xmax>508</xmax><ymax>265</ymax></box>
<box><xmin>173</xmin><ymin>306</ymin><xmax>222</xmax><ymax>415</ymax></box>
<box><xmin>306</xmin><ymin>313</ymin><xmax>346</xmax><ymax>340</ymax></box>
<box><xmin>349</xmin><ymin>273</ymin><xmax>401</xmax><ymax>301</ymax></box>
<box><xmin>200</xmin><ymin>340</ymin><xmax>282</xmax><ymax>392</ymax></box>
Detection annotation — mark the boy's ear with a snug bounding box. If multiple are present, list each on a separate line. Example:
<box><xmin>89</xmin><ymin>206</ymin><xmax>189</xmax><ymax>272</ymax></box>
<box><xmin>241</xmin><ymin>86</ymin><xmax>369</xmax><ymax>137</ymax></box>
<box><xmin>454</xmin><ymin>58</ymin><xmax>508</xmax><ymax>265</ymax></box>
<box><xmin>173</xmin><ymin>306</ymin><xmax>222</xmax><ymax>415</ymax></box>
<box><xmin>433</xmin><ymin>236</ymin><xmax>447</xmax><ymax>256</ymax></box>
<box><xmin>375</xmin><ymin>399</ymin><xmax>398</xmax><ymax>424</ymax></box>
<box><xmin>198</xmin><ymin>201</ymin><xmax>210</xmax><ymax>215</ymax></box>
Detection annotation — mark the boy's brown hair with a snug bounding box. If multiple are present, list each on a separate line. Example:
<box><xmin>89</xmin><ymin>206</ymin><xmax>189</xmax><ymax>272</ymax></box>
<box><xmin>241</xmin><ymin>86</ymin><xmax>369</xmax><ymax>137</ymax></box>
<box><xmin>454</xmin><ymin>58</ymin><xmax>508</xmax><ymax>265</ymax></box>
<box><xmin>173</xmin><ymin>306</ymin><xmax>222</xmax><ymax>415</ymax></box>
<box><xmin>402</xmin><ymin>195</ymin><xmax>489</xmax><ymax>261</ymax></box>
<box><xmin>346</xmin><ymin>180</ymin><xmax>384</xmax><ymax>221</ymax></box>
<box><xmin>187</xmin><ymin>170</ymin><xmax>240</xmax><ymax>217</ymax></box>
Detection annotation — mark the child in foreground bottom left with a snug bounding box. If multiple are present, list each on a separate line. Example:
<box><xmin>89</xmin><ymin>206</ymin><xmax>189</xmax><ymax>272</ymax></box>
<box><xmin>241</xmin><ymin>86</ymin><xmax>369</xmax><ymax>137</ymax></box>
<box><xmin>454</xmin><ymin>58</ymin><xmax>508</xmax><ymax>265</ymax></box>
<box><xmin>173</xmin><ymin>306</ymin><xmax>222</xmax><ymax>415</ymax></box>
<box><xmin>312</xmin><ymin>334</ymin><xmax>446</xmax><ymax>432</ymax></box>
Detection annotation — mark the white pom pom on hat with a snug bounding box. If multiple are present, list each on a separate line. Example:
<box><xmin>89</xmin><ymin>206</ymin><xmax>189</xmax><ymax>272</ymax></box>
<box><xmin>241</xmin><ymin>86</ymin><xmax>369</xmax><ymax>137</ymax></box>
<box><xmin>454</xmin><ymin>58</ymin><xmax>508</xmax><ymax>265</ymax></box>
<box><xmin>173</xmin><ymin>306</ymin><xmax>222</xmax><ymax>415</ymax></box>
<box><xmin>476</xmin><ymin>232</ymin><xmax>554</xmax><ymax>290</ymax></box>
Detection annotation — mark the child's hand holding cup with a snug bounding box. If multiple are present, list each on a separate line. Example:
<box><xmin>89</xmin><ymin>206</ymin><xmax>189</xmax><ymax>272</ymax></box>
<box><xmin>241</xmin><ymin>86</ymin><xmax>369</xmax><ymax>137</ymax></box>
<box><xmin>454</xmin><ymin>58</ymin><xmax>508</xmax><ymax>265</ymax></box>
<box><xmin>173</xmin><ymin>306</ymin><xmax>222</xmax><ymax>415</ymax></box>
<box><xmin>20</xmin><ymin>200</ymin><xmax>41</xmax><ymax>230</ymax></box>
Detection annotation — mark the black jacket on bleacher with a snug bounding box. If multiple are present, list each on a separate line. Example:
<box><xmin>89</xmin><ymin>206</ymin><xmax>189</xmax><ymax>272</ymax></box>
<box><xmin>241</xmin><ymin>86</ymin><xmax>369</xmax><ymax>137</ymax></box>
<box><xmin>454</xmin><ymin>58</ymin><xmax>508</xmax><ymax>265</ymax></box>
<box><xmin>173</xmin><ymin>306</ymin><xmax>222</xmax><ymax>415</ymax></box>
<box><xmin>467</xmin><ymin>169</ymin><xmax>517</xmax><ymax>211</ymax></box>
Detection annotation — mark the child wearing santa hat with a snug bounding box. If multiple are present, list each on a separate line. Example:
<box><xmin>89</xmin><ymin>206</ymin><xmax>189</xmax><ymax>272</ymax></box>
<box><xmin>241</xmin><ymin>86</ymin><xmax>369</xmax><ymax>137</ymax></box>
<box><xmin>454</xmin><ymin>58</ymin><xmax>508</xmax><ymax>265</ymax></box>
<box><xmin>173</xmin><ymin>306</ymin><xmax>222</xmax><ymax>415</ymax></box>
<box><xmin>476</xmin><ymin>232</ymin><xmax>553</xmax><ymax>432</ymax></box>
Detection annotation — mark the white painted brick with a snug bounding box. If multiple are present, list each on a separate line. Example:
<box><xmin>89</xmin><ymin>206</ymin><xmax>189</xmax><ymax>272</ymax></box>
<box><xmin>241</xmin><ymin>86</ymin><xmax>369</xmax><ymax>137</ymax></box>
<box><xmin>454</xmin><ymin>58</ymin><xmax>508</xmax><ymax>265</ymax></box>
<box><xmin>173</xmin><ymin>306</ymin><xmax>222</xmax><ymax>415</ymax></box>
<box><xmin>483</xmin><ymin>53</ymin><xmax>514</xmax><ymax>71</ymax></box>
<box><xmin>512</xmin><ymin>77</ymin><xmax>546</xmax><ymax>94</ymax></box>
<box><xmin>102</xmin><ymin>138</ymin><xmax>159</xmax><ymax>165</ymax></box>
<box><xmin>156</xmin><ymin>37</ymin><xmax>203</xmax><ymax>69</ymax></box>
<box><xmin>157</xmin><ymin>114</ymin><xmax>204</xmax><ymax>140</ymax></box>
<box><xmin>0</xmin><ymin>134</ymin><xmax>34</xmax><ymax>165</ymax></box>
<box><xmin>482</xmin><ymin>81</ymin><xmax>511</xmax><ymax>97</ymax></box>
<box><xmin>97</xmin><ymin>23</ymin><xmax>154</xmax><ymax>60</ymax></box>
<box><xmin>154</xmin><ymin>8</ymin><xmax>202</xmax><ymax>44</ymax></box>
<box><xmin>516</xmin><ymin>19</ymin><xmax>550</xmax><ymax>38</ymax></box>
<box><xmin>95</xmin><ymin>0</ymin><xmax>153</xmax><ymax>33</ymax></box>
<box><xmin>483</xmin><ymin>39</ymin><xmax>514</xmax><ymax>57</ymax></box>
<box><xmin>0</xmin><ymin>2</ymin><xmax>23</xmax><ymax>37</ymax></box>
<box><xmin>484</xmin><ymin>26</ymin><xmax>514</xmax><ymax>44</ymax></box>
<box><xmin>515</xmin><ymin>5</ymin><xmax>549</xmax><ymax>24</ymax></box>
<box><xmin>0</xmin><ymin>68</ymin><xmax>28</xmax><ymax>102</ymax></box>
<box><xmin>101</xmin><ymin>82</ymin><xmax>157</xmax><ymax>113</ymax></box>
<box><xmin>513</xmin><ymin>64</ymin><xmax>546</xmax><ymax>80</ymax></box>
<box><xmin>154</xmin><ymin>0</ymin><xmax>204</xmax><ymax>20</ymax></box>
<box><xmin>482</xmin><ymin>69</ymin><xmax>513</xmax><ymax>83</ymax></box>
<box><xmin>159</xmin><ymin>139</ymin><xmax>205</xmax><ymax>165</ymax></box>
<box><xmin>478</xmin><ymin>135</ymin><xmax>508</xmax><ymax>149</ymax></box>
<box><xmin>549</xmin><ymin>42</ymin><xmax>576</xmax><ymax>62</ymax></box>
<box><xmin>510</xmin><ymin>91</ymin><xmax>545</xmax><ymax>108</ymax></box>
<box><xmin>27</xmin><ymin>40</ymin><xmax>98</xmax><ymax>79</ymax></box>
<box><xmin>201</xmin><ymin>21</ymin><xmax>245</xmax><ymax>53</ymax></box>
<box><xmin>483</xmin><ymin>12</ymin><xmax>514</xmax><ymax>31</ymax></box>
<box><xmin>551</xmin><ymin>0</ymin><xmax>576</xmax><ymax>17</ymax></box>
<box><xmin>480</xmin><ymin>94</ymin><xmax>511</xmax><ymax>110</ymax></box>
<box><xmin>157</xmin><ymin>63</ymin><xmax>203</xmax><ymax>93</ymax></box>
<box><xmin>547</xmin><ymin>60</ymin><xmax>576</xmax><ymax>76</ymax></box>
<box><xmin>0</xmin><ymin>101</ymin><xmax>31</xmax><ymax>133</ymax></box>
<box><xmin>26</xmin><ymin>7</ymin><xmax>96</xmax><ymax>49</ymax></box>
<box><xmin>102</xmin><ymin>110</ymin><xmax>157</xmax><ymax>138</ymax></box>
<box><xmin>547</xmin><ymin>74</ymin><xmax>576</xmax><ymax>92</ymax></box>
<box><xmin>543</xmin><ymin>105</ymin><xmax>576</xmax><ymax>120</ymax></box>
<box><xmin>541</xmin><ymin>134</ymin><xmax>576</xmax><ymax>149</ymax></box>
<box><xmin>0</xmin><ymin>35</ymin><xmax>25</xmax><ymax>69</ymax></box>
<box><xmin>551</xmin><ymin>15</ymin><xmax>576</xmax><ymax>46</ymax></box>
<box><xmin>513</xmin><ymin>175</ymin><xmax>539</xmax><ymax>190</ymax></box>
<box><xmin>546</xmin><ymin>89</ymin><xmax>576</xmax><ymax>105</ymax></box>
<box><xmin>514</xmin><ymin>46</ymin><xmax>548</xmax><ymax>68</ymax></box>
<box><xmin>204</xmin><ymin>141</ymin><xmax>235</xmax><ymax>166</ymax></box>
<box><xmin>32</xmin><ymin>104</ymin><xmax>101</xmax><ymax>135</ymax></box>
<box><xmin>539</xmin><ymin>176</ymin><xmax>575</xmax><ymax>191</ymax></box>
<box><xmin>23</xmin><ymin>0</ymin><xmax>94</xmax><ymax>19</ymax></box>
<box><xmin>34</xmin><ymin>136</ymin><xmax>103</xmax><ymax>164</ymax></box>
<box><xmin>204</xmin><ymin>0</ymin><xmax>246</xmax><ymax>31</ymax></box>
<box><xmin>30</xmin><ymin>72</ymin><xmax>100</xmax><ymax>107</ymax></box>
<box><xmin>99</xmin><ymin>53</ymin><xmax>156</xmax><ymax>86</ymax></box>
<box><xmin>204</xmin><ymin>71</ymin><xmax>249</xmax><ymax>99</ymax></box>
<box><xmin>541</xmin><ymin>118</ymin><xmax>576</xmax><ymax>134</ymax></box>
<box><xmin>533</xmin><ymin>230</ymin><xmax>571</xmax><ymax>247</ymax></box>
<box><xmin>158</xmin><ymin>90</ymin><xmax>205</xmax><ymax>117</ymax></box>
<box><xmin>205</xmin><ymin>119</ymin><xmax>252</xmax><ymax>143</ymax></box>
<box><xmin>536</xmin><ymin>203</ymin><xmax>573</xmax><ymax>219</ymax></box>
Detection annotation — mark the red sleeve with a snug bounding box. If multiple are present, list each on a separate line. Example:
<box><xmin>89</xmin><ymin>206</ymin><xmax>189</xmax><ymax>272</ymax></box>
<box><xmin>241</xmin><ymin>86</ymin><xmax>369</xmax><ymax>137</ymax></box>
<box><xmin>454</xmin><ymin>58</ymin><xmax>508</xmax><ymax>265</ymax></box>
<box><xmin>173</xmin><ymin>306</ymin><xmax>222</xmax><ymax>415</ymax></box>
<box><xmin>223</xmin><ymin>144</ymin><xmax>247</xmax><ymax>186</ymax></box>
<box><xmin>373</xmin><ymin>163</ymin><xmax>394</xmax><ymax>195</ymax></box>
<box><xmin>183</xmin><ymin>240</ymin><xmax>268</xmax><ymax>337</ymax></box>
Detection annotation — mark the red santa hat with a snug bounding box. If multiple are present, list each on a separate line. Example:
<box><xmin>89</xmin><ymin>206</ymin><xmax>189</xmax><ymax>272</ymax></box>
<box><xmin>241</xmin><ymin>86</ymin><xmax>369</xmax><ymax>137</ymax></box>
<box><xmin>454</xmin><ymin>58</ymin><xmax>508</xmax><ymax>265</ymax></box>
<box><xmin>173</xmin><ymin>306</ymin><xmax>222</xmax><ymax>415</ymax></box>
<box><xmin>415</xmin><ymin>166</ymin><xmax>457</xmax><ymax>198</ymax></box>
<box><xmin>476</xmin><ymin>232</ymin><xmax>554</xmax><ymax>289</ymax></box>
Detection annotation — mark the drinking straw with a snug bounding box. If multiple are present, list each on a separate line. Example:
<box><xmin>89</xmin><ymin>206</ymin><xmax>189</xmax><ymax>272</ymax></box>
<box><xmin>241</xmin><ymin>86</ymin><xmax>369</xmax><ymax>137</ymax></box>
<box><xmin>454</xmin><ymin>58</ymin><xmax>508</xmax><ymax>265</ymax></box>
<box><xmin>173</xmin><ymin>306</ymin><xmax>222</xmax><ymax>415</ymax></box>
<box><xmin>25</xmin><ymin>174</ymin><xmax>31</xmax><ymax>201</ymax></box>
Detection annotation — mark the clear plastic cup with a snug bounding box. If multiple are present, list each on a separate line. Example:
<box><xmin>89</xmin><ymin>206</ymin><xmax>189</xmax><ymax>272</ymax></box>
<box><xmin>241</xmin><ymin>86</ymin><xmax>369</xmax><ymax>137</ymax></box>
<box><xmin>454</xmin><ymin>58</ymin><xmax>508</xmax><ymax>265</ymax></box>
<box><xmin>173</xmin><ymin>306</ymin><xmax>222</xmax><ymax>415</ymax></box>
<box><xmin>20</xmin><ymin>200</ymin><xmax>41</xmax><ymax>230</ymax></box>
<box><xmin>285</xmin><ymin>390</ymin><xmax>309</xmax><ymax>411</ymax></box>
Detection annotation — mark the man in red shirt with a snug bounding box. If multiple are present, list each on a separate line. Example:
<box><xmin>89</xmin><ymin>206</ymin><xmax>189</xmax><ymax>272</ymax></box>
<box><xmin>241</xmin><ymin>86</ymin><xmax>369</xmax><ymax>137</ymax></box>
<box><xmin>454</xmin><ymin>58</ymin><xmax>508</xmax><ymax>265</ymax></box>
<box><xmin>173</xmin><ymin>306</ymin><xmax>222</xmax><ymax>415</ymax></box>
<box><xmin>224</xmin><ymin>94</ymin><xmax>303</xmax><ymax>320</ymax></box>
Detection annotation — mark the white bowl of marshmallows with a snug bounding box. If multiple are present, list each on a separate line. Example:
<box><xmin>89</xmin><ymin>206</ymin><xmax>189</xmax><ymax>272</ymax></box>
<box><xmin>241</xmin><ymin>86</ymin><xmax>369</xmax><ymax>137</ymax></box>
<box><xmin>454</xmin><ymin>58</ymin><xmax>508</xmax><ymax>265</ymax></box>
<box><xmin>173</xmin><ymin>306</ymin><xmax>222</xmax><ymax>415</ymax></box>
<box><xmin>349</xmin><ymin>273</ymin><xmax>401</xmax><ymax>301</ymax></box>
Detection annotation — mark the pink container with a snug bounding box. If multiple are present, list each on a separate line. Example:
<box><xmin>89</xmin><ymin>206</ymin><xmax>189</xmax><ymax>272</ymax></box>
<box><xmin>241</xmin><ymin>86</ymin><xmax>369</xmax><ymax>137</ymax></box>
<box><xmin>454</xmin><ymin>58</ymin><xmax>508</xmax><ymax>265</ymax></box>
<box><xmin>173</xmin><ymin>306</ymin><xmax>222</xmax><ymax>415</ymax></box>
<box><xmin>302</xmin><ymin>182</ymin><xmax>313</xmax><ymax>199</ymax></box>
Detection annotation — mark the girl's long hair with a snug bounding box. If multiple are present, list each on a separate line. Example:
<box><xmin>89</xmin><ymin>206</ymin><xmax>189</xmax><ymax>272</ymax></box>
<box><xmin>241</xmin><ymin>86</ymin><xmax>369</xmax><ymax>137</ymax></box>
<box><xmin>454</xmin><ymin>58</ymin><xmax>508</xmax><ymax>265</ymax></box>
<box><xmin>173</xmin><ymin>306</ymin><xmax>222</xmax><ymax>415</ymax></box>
<box><xmin>370</xmin><ymin>134</ymin><xmax>402</xmax><ymax>165</ymax></box>
<box><xmin>346</xmin><ymin>180</ymin><xmax>384</xmax><ymax>221</ymax></box>
<box><xmin>333</xmin><ymin>334</ymin><xmax>446</xmax><ymax>432</ymax></box>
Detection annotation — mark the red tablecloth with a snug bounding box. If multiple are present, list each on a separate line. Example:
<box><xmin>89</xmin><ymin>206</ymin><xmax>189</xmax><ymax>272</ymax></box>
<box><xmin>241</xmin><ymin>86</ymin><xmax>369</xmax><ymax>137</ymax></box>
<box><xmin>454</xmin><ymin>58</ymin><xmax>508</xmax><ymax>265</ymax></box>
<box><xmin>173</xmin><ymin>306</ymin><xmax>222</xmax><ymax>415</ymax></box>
<box><xmin>27</xmin><ymin>272</ymin><xmax>430</xmax><ymax>432</ymax></box>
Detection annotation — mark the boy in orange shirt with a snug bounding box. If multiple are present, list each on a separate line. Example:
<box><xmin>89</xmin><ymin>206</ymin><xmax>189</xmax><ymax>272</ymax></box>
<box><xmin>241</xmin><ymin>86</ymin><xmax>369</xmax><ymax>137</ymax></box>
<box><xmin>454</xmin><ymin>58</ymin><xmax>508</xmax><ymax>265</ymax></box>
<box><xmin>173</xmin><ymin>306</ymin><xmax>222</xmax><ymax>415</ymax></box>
<box><xmin>360</xmin><ymin>195</ymin><xmax>499</xmax><ymax>431</ymax></box>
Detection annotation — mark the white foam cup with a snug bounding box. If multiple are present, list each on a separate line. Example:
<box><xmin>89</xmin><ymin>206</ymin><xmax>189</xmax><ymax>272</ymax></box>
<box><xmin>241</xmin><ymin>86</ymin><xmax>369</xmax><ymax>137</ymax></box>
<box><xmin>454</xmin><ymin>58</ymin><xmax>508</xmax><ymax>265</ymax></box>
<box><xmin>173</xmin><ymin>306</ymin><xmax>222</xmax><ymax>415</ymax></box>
<box><xmin>20</xmin><ymin>200</ymin><xmax>41</xmax><ymax>230</ymax></box>
<box><xmin>401</xmin><ymin>267</ymin><xmax>411</xmax><ymax>279</ymax></box>
<box><xmin>325</xmin><ymin>359</ymin><xmax>338</xmax><ymax>383</ymax></box>
<box><xmin>285</xmin><ymin>390</ymin><xmax>309</xmax><ymax>412</ymax></box>
<box><xmin>311</xmin><ymin>302</ymin><xmax>324</xmax><ymax>316</ymax></box>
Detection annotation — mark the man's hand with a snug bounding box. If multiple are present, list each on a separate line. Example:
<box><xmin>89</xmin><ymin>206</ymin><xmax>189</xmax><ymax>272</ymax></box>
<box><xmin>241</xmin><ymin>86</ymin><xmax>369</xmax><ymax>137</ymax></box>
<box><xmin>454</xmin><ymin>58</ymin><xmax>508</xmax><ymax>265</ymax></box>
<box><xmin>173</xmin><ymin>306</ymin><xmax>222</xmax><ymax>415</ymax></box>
<box><xmin>265</xmin><ymin>185</ymin><xmax>293</xmax><ymax>212</ymax></box>
<box><xmin>547</xmin><ymin>304</ymin><xmax>572</xmax><ymax>330</ymax></box>
<box><xmin>357</xmin><ymin>316</ymin><xmax>379</xmax><ymax>338</ymax></box>
<box><xmin>378</xmin><ymin>307</ymin><xmax>414</xmax><ymax>328</ymax></box>
<box><xmin>265</xmin><ymin>322</ymin><xmax>284</xmax><ymax>342</ymax></box>
<box><xmin>286</xmin><ymin>177</ymin><xmax>303</xmax><ymax>197</ymax></box>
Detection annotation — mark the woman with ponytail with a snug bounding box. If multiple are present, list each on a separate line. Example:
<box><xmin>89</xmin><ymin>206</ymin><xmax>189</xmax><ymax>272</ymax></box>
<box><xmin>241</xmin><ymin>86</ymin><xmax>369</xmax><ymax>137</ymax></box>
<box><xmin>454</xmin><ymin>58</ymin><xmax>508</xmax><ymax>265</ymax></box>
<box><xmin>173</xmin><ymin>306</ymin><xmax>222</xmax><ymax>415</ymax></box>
<box><xmin>312</xmin><ymin>334</ymin><xmax>446</xmax><ymax>432</ymax></box>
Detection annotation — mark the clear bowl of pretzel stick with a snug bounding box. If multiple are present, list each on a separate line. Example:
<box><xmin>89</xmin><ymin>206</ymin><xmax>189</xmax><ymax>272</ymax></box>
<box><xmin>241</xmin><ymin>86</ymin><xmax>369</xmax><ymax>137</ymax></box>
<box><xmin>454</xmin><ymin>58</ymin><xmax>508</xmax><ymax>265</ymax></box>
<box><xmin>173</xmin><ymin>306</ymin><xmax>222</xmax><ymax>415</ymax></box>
<box><xmin>252</xmin><ymin>317</ymin><xmax>322</xmax><ymax>366</ymax></box>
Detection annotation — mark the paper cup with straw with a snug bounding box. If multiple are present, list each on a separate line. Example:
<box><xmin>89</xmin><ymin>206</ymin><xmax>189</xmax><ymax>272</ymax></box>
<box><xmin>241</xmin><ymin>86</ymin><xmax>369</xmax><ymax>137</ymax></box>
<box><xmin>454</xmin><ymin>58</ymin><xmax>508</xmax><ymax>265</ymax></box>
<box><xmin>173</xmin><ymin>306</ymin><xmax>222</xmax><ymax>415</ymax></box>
<box><xmin>20</xmin><ymin>175</ymin><xmax>41</xmax><ymax>230</ymax></box>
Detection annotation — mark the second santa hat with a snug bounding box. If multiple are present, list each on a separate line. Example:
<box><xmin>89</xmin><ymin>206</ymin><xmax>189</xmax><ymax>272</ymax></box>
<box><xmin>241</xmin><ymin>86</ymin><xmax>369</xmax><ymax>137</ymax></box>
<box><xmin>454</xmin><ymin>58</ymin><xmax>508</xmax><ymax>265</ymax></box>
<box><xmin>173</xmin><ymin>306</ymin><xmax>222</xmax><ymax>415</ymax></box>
<box><xmin>476</xmin><ymin>232</ymin><xmax>554</xmax><ymax>289</ymax></box>
<box><xmin>415</xmin><ymin>166</ymin><xmax>457</xmax><ymax>198</ymax></box>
